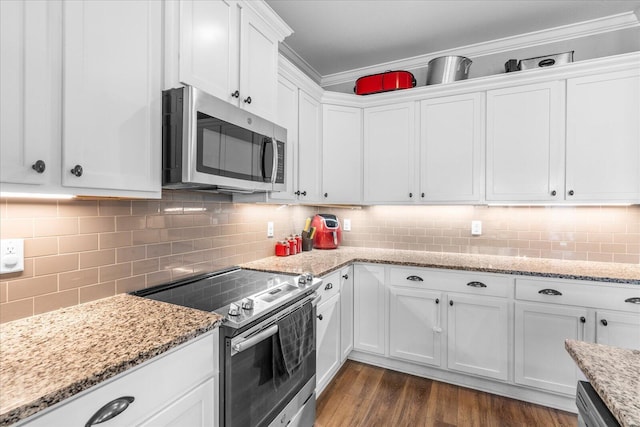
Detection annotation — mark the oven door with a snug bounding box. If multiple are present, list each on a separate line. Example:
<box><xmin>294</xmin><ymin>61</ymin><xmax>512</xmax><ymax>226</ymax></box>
<box><xmin>224</xmin><ymin>304</ymin><xmax>316</xmax><ymax>427</ymax></box>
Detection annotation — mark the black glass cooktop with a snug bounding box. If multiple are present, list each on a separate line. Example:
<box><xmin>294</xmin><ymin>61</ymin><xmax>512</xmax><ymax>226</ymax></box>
<box><xmin>131</xmin><ymin>267</ymin><xmax>297</xmax><ymax>314</ymax></box>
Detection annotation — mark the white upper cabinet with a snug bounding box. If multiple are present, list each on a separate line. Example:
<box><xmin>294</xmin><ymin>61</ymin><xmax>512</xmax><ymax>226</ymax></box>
<box><xmin>0</xmin><ymin>0</ymin><xmax>59</xmax><ymax>188</ymax></box>
<box><xmin>177</xmin><ymin>0</ymin><xmax>291</xmax><ymax>122</ymax></box>
<box><xmin>62</xmin><ymin>0</ymin><xmax>162</xmax><ymax>195</ymax></box>
<box><xmin>486</xmin><ymin>81</ymin><xmax>566</xmax><ymax>202</ymax></box>
<box><xmin>363</xmin><ymin>102</ymin><xmax>416</xmax><ymax>203</ymax></box>
<box><xmin>420</xmin><ymin>93</ymin><xmax>483</xmax><ymax>203</ymax></box>
<box><xmin>270</xmin><ymin>75</ymin><xmax>299</xmax><ymax>201</ymax></box>
<box><xmin>565</xmin><ymin>69</ymin><xmax>640</xmax><ymax>203</ymax></box>
<box><xmin>322</xmin><ymin>104</ymin><xmax>362</xmax><ymax>203</ymax></box>
<box><xmin>297</xmin><ymin>90</ymin><xmax>323</xmax><ymax>202</ymax></box>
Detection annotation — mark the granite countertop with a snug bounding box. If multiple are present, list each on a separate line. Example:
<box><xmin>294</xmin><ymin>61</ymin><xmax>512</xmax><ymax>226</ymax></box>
<box><xmin>0</xmin><ymin>294</ymin><xmax>223</xmax><ymax>426</ymax></box>
<box><xmin>240</xmin><ymin>247</ymin><xmax>640</xmax><ymax>284</ymax></box>
<box><xmin>565</xmin><ymin>340</ymin><xmax>640</xmax><ymax>427</ymax></box>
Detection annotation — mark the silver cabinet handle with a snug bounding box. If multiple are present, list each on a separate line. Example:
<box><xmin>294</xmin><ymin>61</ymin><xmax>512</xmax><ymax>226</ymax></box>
<box><xmin>85</xmin><ymin>396</ymin><xmax>134</xmax><ymax>426</ymax></box>
<box><xmin>406</xmin><ymin>275</ymin><xmax>423</xmax><ymax>282</ymax></box>
<box><xmin>538</xmin><ymin>288</ymin><xmax>562</xmax><ymax>296</ymax></box>
<box><xmin>232</xmin><ymin>324</ymin><xmax>278</xmax><ymax>355</ymax></box>
<box><xmin>625</xmin><ymin>297</ymin><xmax>640</xmax><ymax>304</ymax></box>
<box><xmin>466</xmin><ymin>281</ymin><xmax>487</xmax><ymax>288</ymax></box>
<box><xmin>324</xmin><ymin>283</ymin><xmax>333</xmax><ymax>290</ymax></box>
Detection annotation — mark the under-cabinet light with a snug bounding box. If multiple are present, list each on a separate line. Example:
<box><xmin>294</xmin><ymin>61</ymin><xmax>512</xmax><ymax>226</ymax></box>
<box><xmin>0</xmin><ymin>192</ymin><xmax>75</xmax><ymax>200</ymax></box>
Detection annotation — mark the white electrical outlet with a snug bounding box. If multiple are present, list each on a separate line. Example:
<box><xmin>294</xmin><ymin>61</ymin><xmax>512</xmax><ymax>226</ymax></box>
<box><xmin>267</xmin><ymin>222</ymin><xmax>274</xmax><ymax>238</ymax></box>
<box><xmin>343</xmin><ymin>219</ymin><xmax>351</xmax><ymax>231</ymax></box>
<box><xmin>471</xmin><ymin>220</ymin><xmax>482</xmax><ymax>236</ymax></box>
<box><xmin>1</xmin><ymin>239</ymin><xmax>24</xmax><ymax>274</ymax></box>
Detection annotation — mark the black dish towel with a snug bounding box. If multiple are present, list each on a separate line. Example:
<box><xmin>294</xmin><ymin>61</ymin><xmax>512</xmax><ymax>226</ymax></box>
<box><xmin>273</xmin><ymin>301</ymin><xmax>314</xmax><ymax>385</ymax></box>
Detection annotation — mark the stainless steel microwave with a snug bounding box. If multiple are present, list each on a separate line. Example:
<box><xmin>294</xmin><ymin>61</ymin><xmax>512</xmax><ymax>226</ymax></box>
<box><xmin>162</xmin><ymin>86</ymin><xmax>286</xmax><ymax>193</ymax></box>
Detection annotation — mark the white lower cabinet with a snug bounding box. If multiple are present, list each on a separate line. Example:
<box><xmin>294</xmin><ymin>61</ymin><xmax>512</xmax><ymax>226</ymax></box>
<box><xmin>339</xmin><ymin>266</ymin><xmax>354</xmax><ymax>361</ymax></box>
<box><xmin>388</xmin><ymin>287</ymin><xmax>442</xmax><ymax>366</ymax></box>
<box><xmin>18</xmin><ymin>331</ymin><xmax>218</xmax><ymax>427</ymax></box>
<box><xmin>514</xmin><ymin>302</ymin><xmax>586</xmax><ymax>395</ymax></box>
<box><xmin>353</xmin><ymin>264</ymin><xmax>386</xmax><ymax>355</ymax></box>
<box><xmin>595</xmin><ymin>310</ymin><xmax>640</xmax><ymax>349</ymax></box>
<box><xmin>447</xmin><ymin>293</ymin><xmax>509</xmax><ymax>381</ymax></box>
<box><xmin>316</xmin><ymin>292</ymin><xmax>341</xmax><ymax>395</ymax></box>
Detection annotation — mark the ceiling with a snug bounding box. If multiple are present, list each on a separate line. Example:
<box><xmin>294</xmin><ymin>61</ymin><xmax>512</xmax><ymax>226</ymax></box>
<box><xmin>266</xmin><ymin>0</ymin><xmax>640</xmax><ymax>78</ymax></box>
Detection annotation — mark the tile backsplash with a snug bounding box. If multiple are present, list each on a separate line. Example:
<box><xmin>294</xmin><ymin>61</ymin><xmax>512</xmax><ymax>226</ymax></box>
<box><xmin>1</xmin><ymin>192</ymin><xmax>638</xmax><ymax>323</ymax></box>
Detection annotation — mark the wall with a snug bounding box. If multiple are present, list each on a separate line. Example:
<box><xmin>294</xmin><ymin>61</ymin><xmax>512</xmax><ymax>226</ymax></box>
<box><xmin>1</xmin><ymin>192</ymin><xmax>638</xmax><ymax>323</ymax></box>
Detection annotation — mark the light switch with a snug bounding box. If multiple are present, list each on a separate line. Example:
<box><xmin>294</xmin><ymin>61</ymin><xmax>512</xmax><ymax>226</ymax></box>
<box><xmin>1</xmin><ymin>239</ymin><xmax>24</xmax><ymax>274</ymax></box>
<box><xmin>267</xmin><ymin>222</ymin><xmax>274</xmax><ymax>238</ymax></box>
<box><xmin>343</xmin><ymin>219</ymin><xmax>351</xmax><ymax>231</ymax></box>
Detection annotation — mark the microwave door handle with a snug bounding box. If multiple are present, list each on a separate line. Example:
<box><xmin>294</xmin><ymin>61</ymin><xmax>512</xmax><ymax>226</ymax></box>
<box><xmin>271</xmin><ymin>135</ymin><xmax>278</xmax><ymax>184</ymax></box>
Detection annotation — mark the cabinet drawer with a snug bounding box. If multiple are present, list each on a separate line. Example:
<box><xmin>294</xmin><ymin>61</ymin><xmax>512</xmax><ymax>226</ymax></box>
<box><xmin>388</xmin><ymin>266</ymin><xmax>512</xmax><ymax>298</ymax></box>
<box><xmin>516</xmin><ymin>278</ymin><xmax>640</xmax><ymax>312</ymax></box>
<box><xmin>20</xmin><ymin>331</ymin><xmax>217</xmax><ymax>427</ymax></box>
<box><xmin>319</xmin><ymin>271</ymin><xmax>341</xmax><ymax>302</ymax></box>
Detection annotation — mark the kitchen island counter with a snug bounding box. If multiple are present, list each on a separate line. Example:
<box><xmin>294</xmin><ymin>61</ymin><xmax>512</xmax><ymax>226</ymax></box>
<box><xmin>240</xmin><ymin>247</ymin><xmax>640</xmax><ymax>284</ymax></box>
<box><xmin>0</xmin><ymin>294</ymin><xmax>222</xmax><ymax>426</ymax></box>
<box><xmin>565</xmin><ymin>339</ymin><xmax>640</xmax><ymax>427</ymax></box>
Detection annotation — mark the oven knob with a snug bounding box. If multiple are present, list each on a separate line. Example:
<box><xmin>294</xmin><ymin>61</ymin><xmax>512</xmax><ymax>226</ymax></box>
<box><xmin>241</xmin><ymin>298</ymin><xmax>254</xmax><ymax>310</ymax></box>
<box><xmin>228</xmin><ymin>302</ymin><xmax>241</xmax><ymax>316</ymax></box>
<box><xmin>297</xmin><ymin>275</ymin><xmax>307</xmax><ymax>287</ymax></box>
<box><xmin>305</xmin><ymin>272</ymin><xmax>313</xmax><ymax>283</ymax></box>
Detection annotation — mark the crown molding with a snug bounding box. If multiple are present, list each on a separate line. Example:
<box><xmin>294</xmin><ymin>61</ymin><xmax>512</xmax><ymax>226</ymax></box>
<box><xmin>278</xmin><ymin>42</ymin><xmax>323</xmax><ymax>84</ymax></box>
<box><xmin>241</xmin><ymin>0</ymin><xmax>293</xmax><ymax>41</ymax></box>
<box><xmin>278</xmin><ymin>54</ymin><xmax>324</xmax><ymax>99</ymax></box>
<box><xmin>320</xmin><ymin>11</ymin><xmax>640</xmax><ymax>88</ymax></box>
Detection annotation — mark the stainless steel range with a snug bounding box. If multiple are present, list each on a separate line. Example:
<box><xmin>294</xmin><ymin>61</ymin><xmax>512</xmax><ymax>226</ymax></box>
<box><xmin>132</xmin><ymin>267</ymin><xmax>322</xmax><ymax>427</ymax></box>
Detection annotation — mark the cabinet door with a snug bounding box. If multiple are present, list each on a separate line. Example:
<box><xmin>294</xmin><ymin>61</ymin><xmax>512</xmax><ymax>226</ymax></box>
<box><xmin>447</xmin><ymin>293</ymin><xmax>509</xmax><ymax>381</ymax></box>
<box><xmin>297</xmin><ymin>90</ymin><xmax>323</xmax><ymax>202</ymax></box>
<box><xmin>596</xmin><ymin>310</ymin><xmax>640</xmax><ymax>350</ymax></box>
<box><xmin>566</xmin><ymin>70</ymin><xmax>640</xmax><ymax>202</ymax></box>
<box><xmin>62</xmin><ymin>0</ymin><xmax>161</xmax><ymax>195</ymax></box>
<box><xmin>420</xmin><ymin>93</ymin><xmax>483</xmax><ymax>202</ymax></box>
<box><xmin>363</xmin><ymin>102</ymin><xmax>415</xmax><ymax>203</ymax></box>
<box><xmin>138</xmin><ymin>379</ymin><xmax>216</xmax><ymax>427</ymax></box>
<box><xmin>322</xmin><ymin>104</ymin><xmax>362</xmax><ymax>203</ymax></box>
<box><xmin>486</xmin><ymin>81</ymin><xmax>565</xmax><ymax>202</ymax></box>
<box><xmin>353</xmin><ymin>265</ymin><xmax>385</xmax><ymax>355</ymax></box>
<box><xmin>340</xmin><ymin>266</ymin><xmax>354</xmax><ymax>361</ymax></box>
<box><xmin>179</xmin><ymin>0</ymin><xmax>239</xmax><ymax>105</ymax></box>
<box><xmin>316</xmin><ymin>293</ymin><xmax>341</xmax><ymax>395</ymax></box>
<box><xmin>389</xmin><ymin>287</ymin><xmax>442</xmax><ymax>366</ymax></box>
<box><xmin>239</xmin><ymin>6</ymin><xmax>279</xmax><ymax>121</ymax></box>
<box><xmin>270</xmin><ymin>76</ymin><xmax>298</xmax><ymax>201</ymax></box>
<box><xmin>514</xmin><ymin>302</ymin><xmax>587</xmax><ymax>395</ymax></box>
<box><xmin>0</xmin><ymin>0</ymin><xmax>59</xmax><ymax>187</ymax></box>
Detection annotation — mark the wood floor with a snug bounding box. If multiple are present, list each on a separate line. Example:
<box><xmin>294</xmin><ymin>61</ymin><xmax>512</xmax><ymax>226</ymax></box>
<box><xmin>316</xmin><ymin>361</ymin><xmax>577</xmax><ymax>427</ymax></box>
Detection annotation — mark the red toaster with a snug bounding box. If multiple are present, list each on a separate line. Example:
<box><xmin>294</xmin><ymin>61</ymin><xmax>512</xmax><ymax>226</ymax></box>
<box><xmin>310</xmin><ymin>214</ymin><xmax>342</xmax><ymax>249</ymax></box>
<box><xmin>354</xmin><ymin>70</ymin><xmax>416</xmax><ymax>95</ymax></box>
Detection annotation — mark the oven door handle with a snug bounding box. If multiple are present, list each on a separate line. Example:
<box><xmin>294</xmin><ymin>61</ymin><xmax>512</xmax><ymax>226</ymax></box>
<box><xmin>232</xmin><ymin>324</ymin><xmax>279</xmax><ymax>356</ymax></box>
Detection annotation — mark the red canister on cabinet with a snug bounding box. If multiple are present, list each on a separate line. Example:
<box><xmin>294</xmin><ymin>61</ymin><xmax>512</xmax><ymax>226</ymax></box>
<box><xmin>275</xmin><ymin>241</ymin><xmax>289</xmax><ymax>256</ymax></box>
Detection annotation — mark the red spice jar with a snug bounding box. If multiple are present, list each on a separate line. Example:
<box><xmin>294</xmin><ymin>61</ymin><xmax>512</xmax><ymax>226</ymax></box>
<box><xmin>294</xmin><ymin>234</ymin><xmax>302</xmax><ymax>253</ymax></box>
<box><xmin>275</xmin><ymin>241</ymin><xmax>289</xmax><ymax>256</ymax></box>
<box><xmin>288</xmin><ymin>236</ymin><xmax>297</xmax><ymax>255</ymax></box>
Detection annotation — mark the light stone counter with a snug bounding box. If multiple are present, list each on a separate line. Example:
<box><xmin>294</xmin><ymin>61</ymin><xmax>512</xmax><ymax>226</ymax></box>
<box><xmin>240</xmin><ymin>247</ymin><xmax>640</xmax><ymax>284</ymax></box>
<box><xmin>0</xmin><ymin>294</ymin><xmax>222</xmax><ymax>426</ymax></box>
<box><xmin>565</xmin><ymin>340</ymin><xmax>640</xmax><ymax>427</ymax></box>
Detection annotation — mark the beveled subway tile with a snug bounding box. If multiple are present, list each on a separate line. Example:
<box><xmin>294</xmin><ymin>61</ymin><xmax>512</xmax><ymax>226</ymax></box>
<box><xmin>0</xmin><ymin>299</ymin><xmax>33</xmax><ymax>323</ymax></box>
<box><xmin>587</xmin><ymin>232</ymin><xmax>614</xmax><ymax>244</ymax></box>
<box><xmin>58</xmin><ymin>200</ymin><xmax>99</xmax><ymax>218</ymax></box>
<box><xmin>116</xmin><ymin>246</ymin><xmax>146</xmax><ymax>263</ymax></box>
<box><xmin>79</xmin><ymin>281</ymin><xmax>115</xmax><ymax>303</ymax></box>
<box><xmin>100</xmin><ymin>263</ymin><xmax>132</xmax><ymax>282</ymax></box>
<box><xmin>24</xmin><ymin>237</ymin><xmax>58</xmax><ymax>257</ymax></box>
<box><xmin>35</xmin><ymin>218</ymin><xmax>78</xmax><ymax>237</ymax></box>
<box><xmin>627</xmin><ymin>244</ymin><xmax>639</xmax><ymax>255</ymax></box>
<box><xmin>6</xmin><ymin>200</ymin><xmax>57</xmax><ymax>218</ymax></box>
<box><xmin>613</xmin><ymin>233</ymin><xmax>640</xmax><ymax>244</ymax></box>
<box><xmin>600</xmin><ymin>243</ymin><xmax>626</xmax><ymax>254</ymax></box>
<box><xmin>116</xmin><ymin>215</ymin><xmax>147</xmax><ymax>231</ymax></box>
<box><xmin>146</xmin><ymin>270</ymin><xmax>172</xmax><ymax>287</ymax></box>
<box><xmin>79</xmin><ymin>216</ymin><xmax>115</xmax><ymax>234</ymax></box>
<box><xmin>100</xmin><ymin>231</ymin><xmax>132</xmax><ymax>249</ymax></box>
<box><xmin>35</xmin><ymin>254</ymin><xmax>78</xmax><ymax>275</ymax></box>
<box><xmin>98</xmin><ymin>200</ymin><xmax>131</xmax><ymax>216</ymax></box>
<box><xmin>59</xmin><ymin>234</ymin><xmax>98</xmax><ymax>254</ymax></box>
<box><xmin>80</xmin><ymin>249</ymin><xmax>115</xmax><ymax>268</ymax></box>
<box><xmin>132</xmin><ymin>259</ymin><xmax>158</xmax><ymax>275</ymax></box>
<box><xmin>115</xmin><ymin>275</ymin><xmax>146</xmax><ymax>294</ymax></box>
<box><xmin>146</xmin><ymin>242</ymin><xmax>172</xmax><ymax>258</ymax></box>
<box><xmin>59</xmin><ymin>268</ymin><xmax>99</xmax><ymax>290</ymax></box>
<box><xmin>132</xmin><ymin>229</ymin><xmax>161</xmax><ymax>245</ymax></box>
<box><xmin>0</xmin><ymin>282</ymin><xmax>6</xmax><ymax>303</ymax></box>
<box><xmin>132</xmin><ymin>200</ymin><xmax>160</xmax><ymax>215</ymax></box>
<box><xmin>587</xmin><ymin>252</ymin><xmax>614</xmax><ymax>263</ymax></box>
<box><xmin>613</xmin><ymin>253</ymin><xmax>640</xmax><ymax>264</ymax></box>
<box><xmin>172</xmin><ymin>240</ymin><xmax>194</xmax><ymax>254</ymax></box>
<box><xmin>34</xmin><ymin>289</ymin><xmax>78</xmax><ymax>315</ymax></box>
<box><xmin>146</xmin><ymin>215</ymin><xmax>168</xmax><ymax>229</ymax></box>
<box><xmin>7</xmin><ymin>275</ymin><xmax>57</xmax><ymax>300</ymax></box>
<box><xmin>0</xmin><ymin>218</ymin><xmax>34</xmax><ymax>239</ymax></box>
